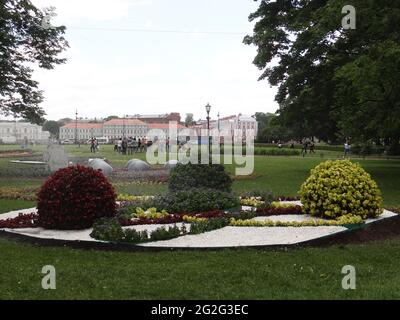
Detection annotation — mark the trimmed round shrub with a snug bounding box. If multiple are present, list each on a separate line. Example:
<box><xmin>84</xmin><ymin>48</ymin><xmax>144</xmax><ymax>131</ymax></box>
<box><xmin>300</xmin><ymin>160</ymin><xmax>383</xmax><ymax>219</ymax></box>
<box><xmin>168</xmin><ymin>163</ymin><xmax>232</xmax><ymax>193</ymax></box>
<box><xmin>37</xmin><ymin>165</ymin><xmax>117</xmax><ymax>230</ymax></box>
<box><xmin>153</xmin><ymin>188</ymin><xmax>239</xmax><ymax>213</ymax></box>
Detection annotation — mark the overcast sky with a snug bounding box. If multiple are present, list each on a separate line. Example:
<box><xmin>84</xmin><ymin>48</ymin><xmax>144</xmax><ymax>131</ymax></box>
<box><xmin>30</xmin><ymin>0</ymin><xmax>278</xmax><ymax>121</ymax></box>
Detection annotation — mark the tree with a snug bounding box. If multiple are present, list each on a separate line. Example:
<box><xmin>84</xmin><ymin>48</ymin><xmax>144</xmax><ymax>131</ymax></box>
<box><xmin>255</xmin><ymin>112</ymin><xmax>294</xmax><ymax>142</ymax></box>
<box><xmin>184</xmin><ymin>113</ymin><xmax>195</xmax><ymax>126</ymax></box>
<box><xmin>244</xmin><ymin>0</ymin><xmax>400</xmax><ymax>148</ymax></box>
<box><xmin>104</xmin><ymin>115</ymin><xmax>119</xmax><ymax>122</ymax></box>
<box><xmin>0</xmin><ymin>1</ymin><xmax>68</xmax><ymax>124</ymax></box>
<box><xmin>42</xmin><ymin>120</ymin><xmax>62</xmax><ymax>138</ymax></box>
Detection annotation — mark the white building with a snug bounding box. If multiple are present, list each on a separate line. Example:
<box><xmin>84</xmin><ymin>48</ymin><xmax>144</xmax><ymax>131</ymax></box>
<box><xmin>0</xmin><ymin>121</ymin><xmax>50</xmax><ymax>144</ymax></box>
<box><xmin>59</xmin><ymin>122</ymin><xmax>104</xmax><ymax>141</ymax></box>
<box><xmin>189</xmin><ymin>114</ymin><xmax>258</xmax><ymax>140</ymax></box>
<box><xmin>103</xmin><ymin>118</ymin><xmax>148</xmax><ymax>140</ymax></box>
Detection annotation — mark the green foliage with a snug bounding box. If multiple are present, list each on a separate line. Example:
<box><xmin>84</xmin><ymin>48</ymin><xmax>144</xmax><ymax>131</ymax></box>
<box><xmin>255</xmin><ymin>112</ymin><xmax>295</xmax><ymax>142</ymax></box>
<box><xmin>90</xmin><ymin>218</ymin><xmax>124</xmax><ymax>242</ymax></box>
<box><xmin>1</xmin><ymin>1</ymin><xmax>68</xmax><ymax>123</ymax></box>
<box><xmin>237</xmin><ymin>189</ymin><xmax>273</xmax><ymax>207</ymax></box>
<box><xmin>168</xmin><ymin>163</ymin><xmax>232</xmax><ymax>193</ymax></box>
<box><xmin>154</xmin><ymin>188</ymin><xmax>240</xmax><ymax>214</ymax></box>
<box><xmin>300</xmin><ymin>160</ymin><xmax>383</xmax><ymax>219</ymax></box>
<box><xmin>254</xmin><ymin>148</ymin><xmax>299</xmax><ymax>156</ymax></box>
<box><xmin>150</xmin><ymin>225</ymin><xmax>184</xmax><ymax>241</ymax></box>
<box><xmin>189</xmin><ymin>217</ymin><xmax>230</xmax><ymax>235</ymax></box>
<box><xmin>90</xmin><ymin>218</ymin><xmax>187</xmax><ymax>243</ymax></box>
<box><xmin>245</xmin><ymin>1</ymin><xmax>400</xmax><ymax>144</ymax></box>
<box><xmin>42</xmin><ymin>121</ymin><xmax>63</xmax><ymax>138</ymax></box>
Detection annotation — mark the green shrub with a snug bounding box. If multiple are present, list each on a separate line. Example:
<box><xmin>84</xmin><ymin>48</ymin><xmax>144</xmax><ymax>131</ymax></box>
<box><xmin>150</xmin><ymin>225</ymin><xmax>184</xmax><ymax>241</ymax></box>
<box><xmin>238</xmin><ymin>189</ymin><xmax>273</xmax><ymax>205</ymax></box>
<box><xmin>168</xmin><ymin>163</ymin><xmax>232</xmax><ymax>193</ymax></box>
<box><xmin>300</xmin><ymin>160</ymin><xmax>383</xmax><ymax>219</ymax></box>
<box><xmin>189</xmin><ymin>217</ymin><xmax>230</xmax><ymax>234</ymax></box>
<box><xmin>90</xmin><ymin>218</ymin><xmax>187</xmax><ymax>243</ymax></box>
<box><xmin>154</xmin><ymin>188</ymin><xmax>240</xmax><ymax>213</ymax></box>
<box><xmin>90</xmin><ymin>218</ymin><xmax>124</xmax><ymax>242</ymax></box>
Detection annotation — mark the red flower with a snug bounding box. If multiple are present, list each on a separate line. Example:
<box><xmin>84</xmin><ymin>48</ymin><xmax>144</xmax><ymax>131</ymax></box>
<box><xmin>37</xmin><ymin>165</ymin><xmax>117</xmax><ymax>230</ymax></box>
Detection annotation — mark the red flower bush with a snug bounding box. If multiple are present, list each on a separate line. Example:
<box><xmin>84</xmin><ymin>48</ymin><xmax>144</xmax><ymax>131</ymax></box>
<box><xmin>37</xmin><ymin>165</ymin><xmax>117</xmax><ymax>230</ymax></box>
<box><xmin>0</xmin><ymin>213</ymin><xmax>38</xmax><ymax>229</ymax></box>
<box><xmin>256</xmin><ymin>205</ymin><xmax>302</xmax><ymax>216</ymax></box>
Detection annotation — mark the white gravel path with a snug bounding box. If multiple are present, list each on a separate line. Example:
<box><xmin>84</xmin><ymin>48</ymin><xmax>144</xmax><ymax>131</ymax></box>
<box><xmin>139</xmin><ymin>226</ymin><xmax>348</xmax><ymax>248</ymax></box>
<box><xmin>0</xmin><ymin>204</ymin><xmax>397</xmax><ymax>247</ymax></box>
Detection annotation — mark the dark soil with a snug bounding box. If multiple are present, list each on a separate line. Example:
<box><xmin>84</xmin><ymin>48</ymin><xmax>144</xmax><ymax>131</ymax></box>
<box><xmin>303</xmin><ymin>214</ymin><xmax>400</xmax><ymax>247</ymax></box>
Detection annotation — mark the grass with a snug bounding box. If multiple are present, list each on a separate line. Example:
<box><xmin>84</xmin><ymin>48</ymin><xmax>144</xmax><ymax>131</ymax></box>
<box><xmin>0</xmin><ymin>144</ymin><xmax>399</xmax><ymax>299</ymax></box>
<box><xmin>2</xmin><ymin>144</ymin><xmax>399</xmax><ymax>203</ymax></box>
<box><xmin>0</xmin><ymin>199</ymin><xmax>36</xmax><ymax>214</ymax></box>
<box><xmin>1</xmin><ymin>238</ymin><xmax>400</xmax><ymax>299</ymax></box>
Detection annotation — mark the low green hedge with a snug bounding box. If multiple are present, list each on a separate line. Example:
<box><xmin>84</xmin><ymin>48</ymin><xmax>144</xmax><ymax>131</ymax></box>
<box><xmin>153</xmin><ymin>188</ymin><xmax>240</xmax><ymax>214</ymax></box>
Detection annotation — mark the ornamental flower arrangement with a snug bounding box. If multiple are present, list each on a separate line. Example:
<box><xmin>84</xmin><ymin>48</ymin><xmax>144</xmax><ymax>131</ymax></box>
<box><xmin>300</xmin><ymin>160</ymin><xmax>383</xmax><ymax>219</ymax></box>
<box><xmin>116</xmin><ymin>194</ymin><xmax>155</xmax><ymax>202</ymax></box>
<box><xmin>37</xmin><ymin>165</ymin><xmax>117</xmax><ymax>230</ymax></box>
<box><xmin>240</xmin><ymin>196</ymin><xmax>265</xmax><ymax>208</ymax></box>
<box><xmin>134</xmin><ymin>207</ymin><xmax>170</xmax><ymax>219</ymax></box>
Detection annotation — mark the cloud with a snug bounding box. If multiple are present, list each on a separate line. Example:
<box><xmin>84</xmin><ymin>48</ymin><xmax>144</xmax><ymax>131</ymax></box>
<box><xmin>32</xmin><ymin>0</ymin><xmax>152</xmax><ymax>22</ymax></box>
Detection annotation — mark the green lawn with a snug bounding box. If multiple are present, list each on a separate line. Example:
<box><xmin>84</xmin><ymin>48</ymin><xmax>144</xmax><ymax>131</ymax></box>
<box><xmin>1</xmin><ymin>238</ymin><xmax>400</xmax><ymax>299</ymax></box>
<box><xmin>1</xmin><ymin>144</ymin><xmax>399</xmax><ymax>204</ymax></box>
<box><xmin>0</xmin><ymin>144</ymin><xmax>400</xmax><ymax>299</ymax></box>
<box><xmin>0</xmin><ymin>199</ymin><xmax>36</xmax><ymax>214</ymax></box>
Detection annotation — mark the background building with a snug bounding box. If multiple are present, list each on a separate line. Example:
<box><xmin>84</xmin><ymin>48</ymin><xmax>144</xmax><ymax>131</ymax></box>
<box><xmin>59</xmin><ymin>122</ymin><xmax>104</xmax><ymax>141</ymax></box>
<box><xmin>189</xmin><ymin>114</ymin><xmax>258</xmax><ymax>140</ymax></box>
<box><xmin>126</xmin><ymin>113</ymin><xmax>181</xmax><ymax>124</ymax></box>
<box><xmin>0</xmin><ymin>121</ymin><xmax>50</xmax><ymax>144</ymax></box>
<box><xmin>103</xmin><ymin>118</ymin><xmax>148</xmax><ymax>140</ymax></box>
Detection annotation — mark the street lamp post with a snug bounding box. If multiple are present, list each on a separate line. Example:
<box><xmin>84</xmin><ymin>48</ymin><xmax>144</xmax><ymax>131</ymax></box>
<box><xmin>205</xmin><ymin>103</ymin><xmax>211</xmax><ymax>163</ymax></box>
<box><xmin>122</xmin><ymin>115</ymin><xmax>126</xmax><ymax>138</ymax></box>
<box><xmin>75</xmin><ymin>109</ymin><xmax>78</xmax><ymax>144</ymax></box>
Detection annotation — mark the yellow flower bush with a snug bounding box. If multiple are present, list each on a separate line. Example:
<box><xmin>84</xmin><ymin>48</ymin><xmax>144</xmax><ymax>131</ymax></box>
<box><xmin>229</xmin><ymin>214</ymin><xmax>363</xmax><ymax>227</ymax></box>
<box><xmin>117</xmin><ymin>194</ymin><xmax>154</xmax><ymax>202</ymax></box>
<box><xmin>300</xmin><ymin>160</ymin><xmax>383</xmax><ymax>219</ymax></box>
<box><xmin>182</xmin><ymin>215</ymin><xmax>207</xmax><ymax>223</ymax></box>
<box><xmin>270</xmin><ymin>201</ymin><xmax>298</xmax><ymax>208</ymax></box>
<box><xmin>240</xmin><ymin>196</ymin><xmax>265</xmax><ymax>208</ymax></box>
<box><xmin>134</xmin><ymin>207</ymin><xmax>169</xmax><ymax>219</ymax></box>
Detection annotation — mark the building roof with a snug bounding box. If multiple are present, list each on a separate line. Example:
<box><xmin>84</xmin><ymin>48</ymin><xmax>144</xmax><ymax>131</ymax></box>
<box><xmin>62</xmin><ymin>122</ymin><xmax>103</xmax><ymax>129</ymax></box>
<box><xmin>104</xmin><ymin>118</ymin><xmax>147</xmax><ymax>126</ymax></box>
<box><xmin>148</xmin><ymin>123</ymin><xmax>186</xmax><ymax>129</ymax></box>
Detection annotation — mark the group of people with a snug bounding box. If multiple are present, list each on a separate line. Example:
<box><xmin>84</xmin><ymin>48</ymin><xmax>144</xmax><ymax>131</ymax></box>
<box><xmin>114</xmin><ymin>137</ymin><xmax>148</xmax><ymax>155</ymax></box>
<box><xmin>90</xmin><ymin>137</ymin><xmax>99</xmax><ymax>153</ymax></box>
<box><xmin>300</xmin><ymin>138</ymin><xmax>316</xmax><ymax>157</ymax></box>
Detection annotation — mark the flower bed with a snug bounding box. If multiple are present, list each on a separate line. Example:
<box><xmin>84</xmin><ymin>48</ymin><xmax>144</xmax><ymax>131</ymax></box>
<box><xmin>0</xmin><ymin>187</ymin><xmax>37</xmax><ymax>201</ymax></box>
<box><xmin>0</xmin><ymin>213</ymin><xmax>38</xmax><ymax>228</ymax></box>
<box><xmin>256</xmin><ymin>205</ymin><xmax>303</xmax><ymax>216</ymax></box>
<box><xmin>230</xmin><ymin>214</ymin><xmax>364</xmax><ymax>227</ymax></box>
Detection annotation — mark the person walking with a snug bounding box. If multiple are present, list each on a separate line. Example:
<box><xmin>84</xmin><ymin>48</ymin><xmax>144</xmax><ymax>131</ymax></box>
<box><xmin>117</xmin><ymin>138</ymin><xmax>122</xmax><ymax>154</ymax></box>
<box><xmin>127</xmin><ymin>137</ymin><xmax>133</xmax><ymax>155</ymax></box>
<box><xmin>90</xmin><ymin>137</ymin><xmax>96</xmax><ymax>153</ymax></box>
<box><xmin>122</xmin><ymin>137</ymin><xmax>127</xmax><ymax>155</ymax></box>
<box><xmin>133</xmin><ymin>138</ymin><xmax>138</xmax><ymax>153</ymax></box>
<box><xmin>309</xmin><ymin>141</ymin><xmax>316</xmax><ymax>154</ymax></box>
<box><xmin>166</xmin><ymin>136</ymin><xmax>170</xmax><ymax>153</ymax></box>
<box><xmin>301</xmin><ymin>138</ymin><xmax>308</xmax><ymax>157</ymax></box>
<box><xmin>344</xmin><ymin>141</ymin><xmax>351</xmax><ymax>158</ymax></box>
